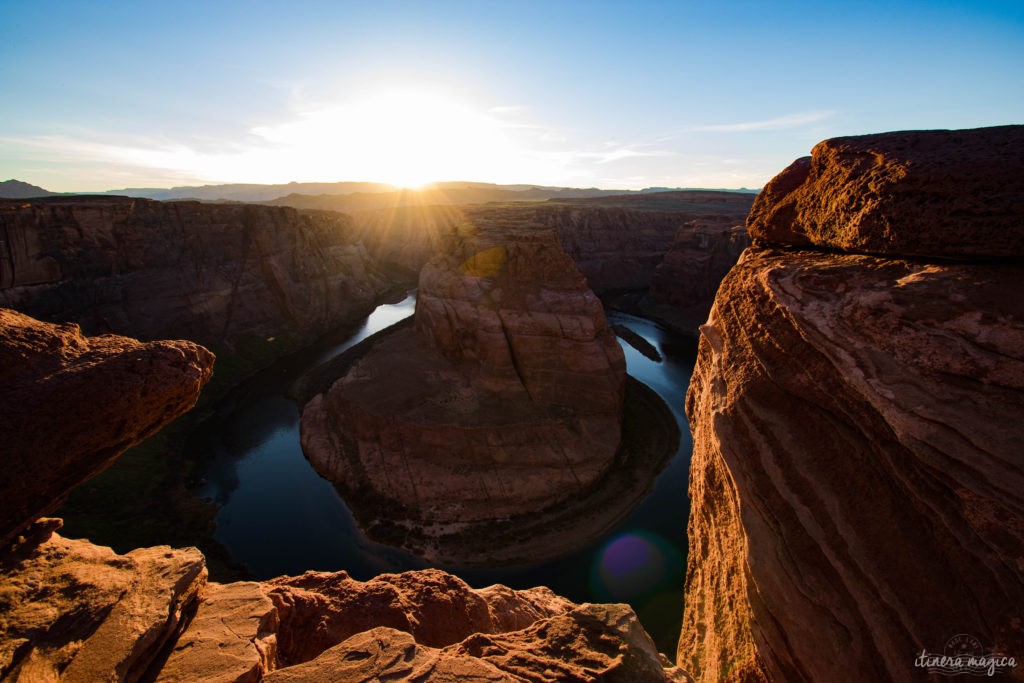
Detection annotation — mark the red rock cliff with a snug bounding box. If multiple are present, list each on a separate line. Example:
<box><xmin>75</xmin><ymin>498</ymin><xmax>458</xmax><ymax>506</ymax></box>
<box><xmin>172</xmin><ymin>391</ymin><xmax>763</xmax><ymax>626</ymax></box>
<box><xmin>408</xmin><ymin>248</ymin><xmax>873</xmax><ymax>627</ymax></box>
<box><xmin>0</xmin><ymin>197</ymin><xmax>391</xmax><ymax>350</ymax></box>
<box><xmin>680</xmin><ymin>126</ymin><xmax>1024</xmax><ymax>681</ymax></box>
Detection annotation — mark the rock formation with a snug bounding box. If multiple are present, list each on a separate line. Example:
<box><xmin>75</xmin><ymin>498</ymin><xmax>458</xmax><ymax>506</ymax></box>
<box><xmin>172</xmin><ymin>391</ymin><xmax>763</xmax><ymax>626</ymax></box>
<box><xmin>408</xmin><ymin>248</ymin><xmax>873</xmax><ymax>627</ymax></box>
<box><xmin>680</xmin><ymin>126</ymin><xmax>1024</xmax><ymax>681</ymax></box>
<box><xmin>0</xmin><ymin>197</ymin><xmax>391</xmax><ymax>352</ymax></box>
<box><xmin>3</xmin><ymin>531</ymin><xmax>688</xmax><ymax>682</ymax></box>
<box><xmin>301</xmin><ymin>222</ymin><xmax>629</xmax><ymax>547</ymax></box>
<box><xmin>0</xmin><ymin>308</ymin><xmax>213</xmax><ymax>549</ymax></box>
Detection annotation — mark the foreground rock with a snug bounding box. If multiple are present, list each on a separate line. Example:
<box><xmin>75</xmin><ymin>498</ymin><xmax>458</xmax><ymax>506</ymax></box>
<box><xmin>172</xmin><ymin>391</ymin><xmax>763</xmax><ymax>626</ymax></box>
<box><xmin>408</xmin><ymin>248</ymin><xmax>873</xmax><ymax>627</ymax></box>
<box><xmin>0</xmin><ymin>522</ymin><xmax>206</xmax><ymax>682</ymax></box>
<box><xmin>0</xmin><ymin>308</ymin><xmax>213</xmax><ymax>549</ymax></box>
<box><xmin>746</xmin><ymin>125</ymin><xmax>1024</xmax><ymax>259</ymax></box>
<box><xmin>680</xmin><ymin>125</ymin><xmax>1024</xmax><ymax>681</ymax></box>
<box><xmin>2</xmin><ymin>533</ymin><xmax>688</xmax><ymax>683</ymax></box>
<box><xmin>302</xmin><ymin>223</ymin><xmax>628</xmax><ymax>541</ymax></box>
<box><xmin>0</xmin><ymin>197</ymin><xmax>391</xmax><ymax>352</ymax></box>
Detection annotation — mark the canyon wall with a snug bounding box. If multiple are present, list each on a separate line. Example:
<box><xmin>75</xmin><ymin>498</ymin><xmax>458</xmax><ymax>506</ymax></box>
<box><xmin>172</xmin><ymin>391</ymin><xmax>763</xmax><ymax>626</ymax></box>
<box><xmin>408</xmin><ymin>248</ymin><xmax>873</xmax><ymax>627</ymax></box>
<box><xmin>0</xmin><ymin>307</ymin><xmax>687</xmax><ymax>682</ymax></box>
<box><xmin>679</xmin><ymin>126</ymin><xmax>1024</xmax><ymax>681</ymax></box>
<box><xmin>0</xmin><ymin>197</ymin><xmax>392</xmax><ymax>352</ymax></box>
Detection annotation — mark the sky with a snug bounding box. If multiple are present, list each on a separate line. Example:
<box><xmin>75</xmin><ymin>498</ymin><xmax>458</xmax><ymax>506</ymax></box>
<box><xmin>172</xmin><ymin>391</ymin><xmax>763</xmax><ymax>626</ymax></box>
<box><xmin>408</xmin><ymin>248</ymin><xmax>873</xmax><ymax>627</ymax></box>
<box><xmin>1</xmin><ymin>0</ymin><xmax>1021</xmax><ymax>192</ymax></box>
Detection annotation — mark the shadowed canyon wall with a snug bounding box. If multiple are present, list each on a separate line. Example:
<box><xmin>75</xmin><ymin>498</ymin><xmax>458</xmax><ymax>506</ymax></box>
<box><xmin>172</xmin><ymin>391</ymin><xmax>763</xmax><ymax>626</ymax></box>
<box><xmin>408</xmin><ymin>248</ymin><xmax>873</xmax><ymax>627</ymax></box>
<box><xmin>679</xmin><ymin>125</ymin><xmax>1024</xmax><ymax>681</ymax></box>
<box><xmin>0</xmin><ymin>197</ymin><xmax>392</xmax><ymax>353</ymax></box>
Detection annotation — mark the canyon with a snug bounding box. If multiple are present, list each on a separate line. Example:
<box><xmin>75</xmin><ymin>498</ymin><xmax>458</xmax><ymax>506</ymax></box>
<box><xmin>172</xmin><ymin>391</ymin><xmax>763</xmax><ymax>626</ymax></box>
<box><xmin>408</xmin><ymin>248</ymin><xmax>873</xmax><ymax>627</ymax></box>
<box><xmin>2</xmin><ymin>125</ymin><xmax>1020</xmax><ymax>682</ymax></box>
<box><xmin>0</xmin><ymin>305</ymin><xmax>687</xmax><ymax>682</ymax></box>
<box><xmin>0</xmin><ymin>197</ymin><xmax>393</xmax><ymax>357</ymax></box>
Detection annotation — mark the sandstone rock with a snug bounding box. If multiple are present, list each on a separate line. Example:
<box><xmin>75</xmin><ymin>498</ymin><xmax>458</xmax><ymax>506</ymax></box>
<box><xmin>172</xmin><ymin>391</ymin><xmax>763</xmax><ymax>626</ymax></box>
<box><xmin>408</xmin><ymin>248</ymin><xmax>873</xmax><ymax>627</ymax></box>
<box><xmin>680</xmin><ymin>247</ymin><xmax>1024</xmax><ymax>681</ymax></box>
<box><xmin>261</xmin><ymin>627</ymin><xmax>512</xmax><ymax>683</ymax></box>
<box><xmin>0</xmin><ymin>308</ymin><xmax>214</xmax><ymax>549</ymax></box>
<box><xmin>301</xmin><ymin>224</ymin><xmax>627</xmax><ymax>530</ymax></box>
<box><xmin>159</xmin><ymin>566</ymin><xmax>685</xmax><ymax>682</ymax></box>
<box><xmin>156</xmin><ymin>581</ymin><xmax>278</xmax><ymax>683</ymax></box>
<box><xmin>0</xmin><ymin>530</ymin><xmax>206</xmax><ymax>682</ymax></box>
<box><xmin>0</xmin><ymin>197</ymin><xmax>390</xmax><ymax>351</ymax></box>
<box><xmin>646</xmin><ymin>220</ymin><xmax>750</xmax><ymax>332</ymax></box>
<box><xmin>264</xmin><ymin>568</ymin><xmax>575</xmax><ymax>665</ymax></box>
<box><xmin>746</xmin><ymin>125</ymin><xmax>1024</xmax><ymax>259</ymax></box>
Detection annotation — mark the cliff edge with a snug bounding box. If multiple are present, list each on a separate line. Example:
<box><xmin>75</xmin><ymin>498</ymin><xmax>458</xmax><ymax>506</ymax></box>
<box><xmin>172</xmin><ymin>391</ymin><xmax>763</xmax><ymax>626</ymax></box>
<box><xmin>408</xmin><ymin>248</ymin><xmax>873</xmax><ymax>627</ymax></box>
<box><xmin>679</xmin><ymin>126</ymin><xmax>1024</xmax><ymax>681</ymax></box>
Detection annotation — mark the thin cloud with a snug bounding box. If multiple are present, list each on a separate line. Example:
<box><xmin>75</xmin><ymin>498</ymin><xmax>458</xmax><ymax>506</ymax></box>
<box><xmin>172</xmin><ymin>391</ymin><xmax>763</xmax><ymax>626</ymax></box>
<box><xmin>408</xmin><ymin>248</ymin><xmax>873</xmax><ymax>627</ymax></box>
<box><xmin>682</xmin><ymin>110</ymin><xmax>836</xmax><ymax>133</ymax></box>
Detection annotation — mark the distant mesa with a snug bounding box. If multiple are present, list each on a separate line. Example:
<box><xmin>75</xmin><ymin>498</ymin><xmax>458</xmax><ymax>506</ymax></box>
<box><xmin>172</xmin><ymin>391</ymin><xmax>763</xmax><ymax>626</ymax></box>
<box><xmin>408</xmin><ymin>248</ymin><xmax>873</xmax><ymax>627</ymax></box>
<box><xmin>0</xmin><ymin>179</ymin><xmax>56</xmax><ymax>199</ymax></box>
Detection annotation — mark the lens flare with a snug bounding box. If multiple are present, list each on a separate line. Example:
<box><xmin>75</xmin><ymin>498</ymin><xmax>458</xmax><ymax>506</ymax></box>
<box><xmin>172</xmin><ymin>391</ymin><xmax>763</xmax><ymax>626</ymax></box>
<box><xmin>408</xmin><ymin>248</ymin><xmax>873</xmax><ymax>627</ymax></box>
<box><xmin>590</xmin><ymin>530</ymin><xmax>681</xmax><ymax>601</ymax></box>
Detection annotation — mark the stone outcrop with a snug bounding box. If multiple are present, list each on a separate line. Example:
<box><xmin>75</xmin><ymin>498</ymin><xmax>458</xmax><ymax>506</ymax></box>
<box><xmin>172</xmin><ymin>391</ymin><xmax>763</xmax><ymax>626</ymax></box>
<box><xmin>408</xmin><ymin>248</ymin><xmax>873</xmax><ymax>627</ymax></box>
<box><xmin>2</xmin><ymin>531</ymin><xmax>687</xmax><ymax>682</ymax></box>
<box><xmin>0</xmin><ymin>197</ymin><xmax>391</xmax><ymax>351</ymax></box>
<box><xmin>301</xmin><ymin>223</ymin><xmax>628</xmax><ymax>545</ymax></box>
<box><xmin>0</xmin><ymin>308</ymin><xmax>213</xmax><ymax>549</ymax></box>
<box><xmin>1</xmin><ymin>522</ymin><xmax>207</xmax><ymax>682</ymax></box>
<box><xmin>680</xmin><ymin>126</ymin><xmax>1024</xmax><ymax>681</ymax></box>
<box><xmin>746</xmin><ymin>125</ymin><xmax>1024</xmax><ymax>259</ymax></box>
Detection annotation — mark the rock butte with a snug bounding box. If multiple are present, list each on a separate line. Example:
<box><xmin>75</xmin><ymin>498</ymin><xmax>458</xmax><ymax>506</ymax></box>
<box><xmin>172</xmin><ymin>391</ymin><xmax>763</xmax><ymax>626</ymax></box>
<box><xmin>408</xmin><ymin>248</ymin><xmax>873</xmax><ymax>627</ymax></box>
<box><xmin>301</xmin><ymin>222</ymin><xmax>629</xmax><ymax>535</ymax></box>
<box><xmin>681</xmin><ymin>125</ymin><xmax>1024</xmax><ymax>681</ymax></box>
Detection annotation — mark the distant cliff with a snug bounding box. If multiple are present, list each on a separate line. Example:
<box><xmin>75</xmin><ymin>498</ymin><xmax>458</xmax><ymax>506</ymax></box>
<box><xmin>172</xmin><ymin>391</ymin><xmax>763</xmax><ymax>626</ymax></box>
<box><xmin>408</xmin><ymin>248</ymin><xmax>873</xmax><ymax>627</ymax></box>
<box><xmin>680</xmin><ymin>126</ymin><xmax>1024</xmax><ymax>681</ymax></box>
<box><xmin>344</xmin><ymin>193</ymin><xmax>754</xmax><ymax>331</ymax></box>
<box><xmin>0</xmin><ymin>197</ymin><xmax>392</xmax><ymax>354</ymax></box>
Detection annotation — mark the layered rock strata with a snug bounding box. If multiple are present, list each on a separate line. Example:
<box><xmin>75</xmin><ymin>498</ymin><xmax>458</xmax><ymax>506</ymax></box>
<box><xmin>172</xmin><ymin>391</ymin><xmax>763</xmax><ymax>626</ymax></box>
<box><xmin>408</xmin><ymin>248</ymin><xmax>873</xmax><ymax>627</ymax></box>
<box><xmin>3</xmin><ymin>532</ymin><xmax>687</xmax><ymax>683</ymax></box>
<box><xmin>302</xmin><ymin>225</ymin><xmax>627</xmax><ymax>533</ymax></box>
<box><xmin>0</xmin><ymin>308</ymin><xmax>213</xmax><ymax>549</ymax></box>
<box><xmin>680</xmin><ymin>126</ymin><xmax>1024</xmax><ymax>681</ymax></box>
<box><xmin>645</xmin><ymin>220</ymin><xmax>750</xmax><ymax>332</ymax></box>
<box><xmin>0</xmin><ymin>197</ymin><xmax>390</xmax><ymax>351</ymax></box>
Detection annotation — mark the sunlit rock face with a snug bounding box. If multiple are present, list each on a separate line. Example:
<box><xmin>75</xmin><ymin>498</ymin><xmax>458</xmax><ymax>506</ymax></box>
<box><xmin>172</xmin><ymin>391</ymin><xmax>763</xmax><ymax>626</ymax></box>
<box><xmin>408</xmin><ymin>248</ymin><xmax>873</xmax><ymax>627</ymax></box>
<box><xmin>0</xmin><ymin>308</ymin><xmax>213</xmax><ymax>549</ymax></box>
<box><xmin>0</xmin><ymin>197</ymin><xmax>390</xmax><ymax>350</ymax></box>
<box><xmin>301</xmin><ymin>223</ymin><xmax>626</xmax><ymax>531</ymax></box>
<box><xmin>680</xmin><ymin>126</ymin><xmax>1024</xmax><ymax>682</ymax></box>
<box><xmin>2</xmin><ymin>533</ymin><xmax>689</xmax><ymax>683</ymax></box>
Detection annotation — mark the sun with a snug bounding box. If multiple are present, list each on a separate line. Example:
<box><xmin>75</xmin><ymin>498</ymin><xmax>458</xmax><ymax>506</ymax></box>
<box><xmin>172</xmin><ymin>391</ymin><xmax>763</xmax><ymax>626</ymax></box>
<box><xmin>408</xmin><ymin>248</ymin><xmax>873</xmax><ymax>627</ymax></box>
<box><xmin>249</xmin><ymin>86</ymin><xmax>521</xmax><ymax>187</ymax></box>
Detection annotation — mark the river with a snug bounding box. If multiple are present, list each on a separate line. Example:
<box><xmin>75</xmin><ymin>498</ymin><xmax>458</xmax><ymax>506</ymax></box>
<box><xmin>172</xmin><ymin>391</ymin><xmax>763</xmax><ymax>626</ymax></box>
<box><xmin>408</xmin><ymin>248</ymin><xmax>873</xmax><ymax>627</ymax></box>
<box><xmin>189</xmin><ymin>292</ymin><xmax>697</xmax><ymax>652</ymax></box>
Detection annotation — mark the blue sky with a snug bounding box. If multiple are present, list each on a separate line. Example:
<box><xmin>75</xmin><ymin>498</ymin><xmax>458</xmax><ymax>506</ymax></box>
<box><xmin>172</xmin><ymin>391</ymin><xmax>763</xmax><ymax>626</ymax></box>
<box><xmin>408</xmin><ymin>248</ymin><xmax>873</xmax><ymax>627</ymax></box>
<box><xmin>2</xmin><ymin>0</ymin><xmax>1021</xmax><ymax>191</ymax></box>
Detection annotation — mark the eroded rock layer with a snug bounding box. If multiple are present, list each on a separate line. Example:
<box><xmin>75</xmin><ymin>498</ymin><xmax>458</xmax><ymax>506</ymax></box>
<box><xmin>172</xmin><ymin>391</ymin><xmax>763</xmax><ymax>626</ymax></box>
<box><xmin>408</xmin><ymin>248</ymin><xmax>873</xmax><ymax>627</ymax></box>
<box><xmin>0</xmin><ymin>197</ymin><xmax>390</xmax><ymax>350</ymax></box>
<box><xmin>680</xmin><ymin>125</ymin><xmax>1024</xmax><ymax>682</ymax></box>
<box><xmin>0</xmin><ymin>308</ymin><xmax>213</xmax><ymax>548</ymax></box>
<box><xmin>1</xmin><ymin>531</ymin><xmax>688</xmax><ymax>683</ymax></box>
<box><xmin>645</xmin><ymin>220</ymin><xmax>750</xmax><ymax>332</ymax></box>
<box><xmin>302</xmin><ymin>225</ymin><xmax>627</xmax><ymax>529</ymax></box>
